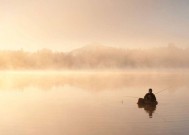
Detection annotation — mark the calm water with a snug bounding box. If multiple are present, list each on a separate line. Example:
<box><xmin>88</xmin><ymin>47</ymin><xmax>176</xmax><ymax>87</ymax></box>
<box><xmin>0</xmin><ymin>71</ymin><xmax>189</xmax><ymax>135</ymax></box>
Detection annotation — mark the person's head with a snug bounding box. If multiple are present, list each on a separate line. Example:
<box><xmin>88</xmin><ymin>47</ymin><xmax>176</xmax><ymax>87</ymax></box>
<box><xmin>149</xmin><ymin>88</ymin><xmax>152</xmax><ymax>93</ymax></box>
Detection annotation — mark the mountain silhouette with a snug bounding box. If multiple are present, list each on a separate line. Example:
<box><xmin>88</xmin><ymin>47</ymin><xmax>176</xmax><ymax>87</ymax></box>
<box><xmin>68</xmin><ymin>44</ymin><xmax>126</xmax><ymax>69</ymax></box>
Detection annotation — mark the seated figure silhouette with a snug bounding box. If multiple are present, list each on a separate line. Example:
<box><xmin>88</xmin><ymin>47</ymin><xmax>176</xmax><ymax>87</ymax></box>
<box><xmin>144</xmin><ymin>88</ymin><xmax>157</xmax><ymax>103</ymax></box>
<box><xmin>137</xmin><ymin>88</ymin><xmax>157</xmax><ymax>105</ymax></box>
<box><xmin>137</xmin><ymin>88</ymin><xmax>158</xmax><ymax>118</ymax></box>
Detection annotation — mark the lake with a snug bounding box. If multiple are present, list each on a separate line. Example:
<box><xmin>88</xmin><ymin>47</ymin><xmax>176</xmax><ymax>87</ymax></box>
<box><xmin>0</xmin><ymin>70</ymin><xmax>189</xmax><ymax>135</ymax></box>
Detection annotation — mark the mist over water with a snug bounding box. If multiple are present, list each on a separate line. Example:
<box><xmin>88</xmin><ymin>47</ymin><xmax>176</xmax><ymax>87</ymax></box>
<box><xmin>1</xmin><ymin>0</ymin><xmax>189</xmax><ymax>134</ymax></box>
<box><xmin>0</xmin><ymin>70</ymin><xmax>189</xmax><ymax>135</ymax></box>
<box><xmin>0</xmin><ymin>41</ymin><xmax>188</xmax><ymax>135</ymax></box>
<box><xmin>0</xmin><ymin>45</ymin><xmax>189</xmax><ymax>70</ymax></box>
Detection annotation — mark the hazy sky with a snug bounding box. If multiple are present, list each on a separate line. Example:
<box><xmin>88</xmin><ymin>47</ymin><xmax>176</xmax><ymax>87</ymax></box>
<box><xmin>1</xmin><ymin>0</ymin><xmax>189</xmax><ymax>51</ymax></box>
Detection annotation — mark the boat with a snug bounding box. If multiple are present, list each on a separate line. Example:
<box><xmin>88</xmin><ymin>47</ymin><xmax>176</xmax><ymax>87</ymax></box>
<box><xmin>137</xmin><ymin>98</ymin><xmax>158</xmax><ymax>106</ymax></box>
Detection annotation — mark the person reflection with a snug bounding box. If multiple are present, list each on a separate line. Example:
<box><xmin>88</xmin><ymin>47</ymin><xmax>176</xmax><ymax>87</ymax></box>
<box><xmin>138</xmin><ymin>103</ymin><xmax>157</xmax><ymax>118</ymax></box>
<box><xmin>144</xmin><ymin>104</ymin><xmax>156</xmax><ymax>118</ymax></box>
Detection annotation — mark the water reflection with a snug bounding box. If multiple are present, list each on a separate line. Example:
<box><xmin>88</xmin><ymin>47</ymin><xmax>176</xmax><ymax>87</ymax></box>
<box><xmin>138</xmin><ymin>104</ymin><xmax>157</xmax><ymax>118</ymax></box>
<box><xmin>1</xmin><ymin>71</ymin><xmax>189</xmax><ymax>92</ymax></box>
<box><xmin>0</xmin><ymin>71</ymin><xmax>188</xmax><ymax>135</ymax></box>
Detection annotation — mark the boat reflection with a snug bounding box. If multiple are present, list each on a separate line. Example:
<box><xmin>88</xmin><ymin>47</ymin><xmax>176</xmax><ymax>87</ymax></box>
<box><xmin>138</xmin><ymin>104</ymin><xmax>157</xmax><ymax>118</ymax></box>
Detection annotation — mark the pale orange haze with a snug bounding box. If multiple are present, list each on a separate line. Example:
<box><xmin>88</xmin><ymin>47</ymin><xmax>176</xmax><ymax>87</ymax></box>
<box><xmin>0</xmin><ymin>0</ymin><xmax>189</xmax><ymax>51</ymax></box>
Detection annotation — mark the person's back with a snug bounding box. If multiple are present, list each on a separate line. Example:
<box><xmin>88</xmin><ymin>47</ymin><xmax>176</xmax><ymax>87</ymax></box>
<box><xmin>144</xmin><ymin>88</ymin><xmax>156</xmax><ymax>102</ymax></box>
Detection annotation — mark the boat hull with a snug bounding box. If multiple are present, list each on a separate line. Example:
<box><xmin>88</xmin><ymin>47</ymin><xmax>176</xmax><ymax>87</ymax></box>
<box><xmin>137</xmin><ymin>98</ymin><xmax>158</xmax><ymax>106</ymax></box>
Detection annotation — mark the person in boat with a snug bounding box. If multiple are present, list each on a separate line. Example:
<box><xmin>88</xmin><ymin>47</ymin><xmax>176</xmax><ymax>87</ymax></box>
<box><xmin>144</xmin><ymin>88</ymin><xmax>156</xmax><ymax>103</ymax></box>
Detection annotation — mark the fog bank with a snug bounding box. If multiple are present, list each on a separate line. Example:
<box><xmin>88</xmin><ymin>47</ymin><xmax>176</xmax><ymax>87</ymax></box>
<box><xmin>0</xmin><ymin>45</ymin><xmax>189</xmax><ymax>70</ymax></box>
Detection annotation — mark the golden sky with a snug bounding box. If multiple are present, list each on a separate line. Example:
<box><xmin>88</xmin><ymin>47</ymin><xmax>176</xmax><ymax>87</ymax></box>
<box><xmin>0</xmin><ymin>0</ymin><xmax>189</xmax><ymax>51</ymax></box>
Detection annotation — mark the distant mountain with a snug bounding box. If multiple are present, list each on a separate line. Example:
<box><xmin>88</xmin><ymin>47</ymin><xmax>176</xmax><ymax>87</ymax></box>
<box><xmin>68</xmin><ymin>44</ymin><xmax>127</xmax><ymax>69</ymax></box>
<box><xmin>69</xmin><ymin>44</ymin><xmax>121</xmax><ymax>56</ymax></box>
<box><xmin>65</xmin><ymin>44</ymin><xmax>189</xmax><ymax>69</ymax></box>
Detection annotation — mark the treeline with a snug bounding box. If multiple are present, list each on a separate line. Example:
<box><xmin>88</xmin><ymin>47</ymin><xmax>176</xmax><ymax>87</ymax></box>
<box><xmin>0</xmin><ymin>45</ymin><xmax>189</xmax><ymax>70</ymax></box>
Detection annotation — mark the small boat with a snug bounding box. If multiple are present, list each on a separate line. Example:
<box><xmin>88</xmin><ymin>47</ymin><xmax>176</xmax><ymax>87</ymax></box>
<box><xmin>137</xmin><ymin>98</ymin><xmax>158</xmax><ymax>106</ymax></box>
